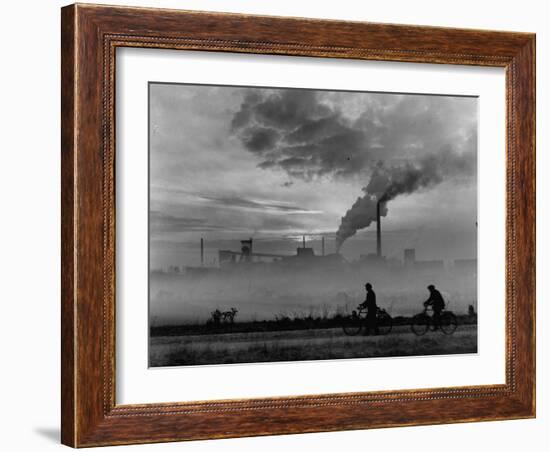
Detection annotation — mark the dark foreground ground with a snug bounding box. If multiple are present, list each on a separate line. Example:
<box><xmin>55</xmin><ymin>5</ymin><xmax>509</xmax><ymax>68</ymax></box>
<box><xmin>149</xmin><ymin>324</ymin><xmax>477</xmax><ymax>367</ymax></box>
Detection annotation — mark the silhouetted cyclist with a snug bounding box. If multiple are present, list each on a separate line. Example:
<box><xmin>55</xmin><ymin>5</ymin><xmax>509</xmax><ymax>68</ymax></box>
<box><xmin>424</xmin><ymin>284</ymin><xmax>445</xmax><ymax>330</ymax></box>
<box><xmin>359</xmin><ymin>283</ymin><xmax>379</xmax><ymax>335</ymax></box>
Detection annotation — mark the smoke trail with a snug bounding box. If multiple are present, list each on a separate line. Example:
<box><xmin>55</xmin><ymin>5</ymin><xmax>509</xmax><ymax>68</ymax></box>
<box><xmin>334</xmin><ymin>190</ymin><xmax>388</xmax><ymax>251</ymax></box>
<box><xmin>335</xmin><ymin>149</ymin><xmax>475</xmax><ymax>250</ymax></box>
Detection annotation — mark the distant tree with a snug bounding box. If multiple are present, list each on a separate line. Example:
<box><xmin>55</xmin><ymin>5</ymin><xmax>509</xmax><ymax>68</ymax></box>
<box><xmin>207</xmin><ymin>309</ymin><xmax>222</xmax><ymax>328</ymax></box>
<box><xmin>222</xmin><ymin>307</ymin><xmax>238</xmax><ymax>324</ymax></box>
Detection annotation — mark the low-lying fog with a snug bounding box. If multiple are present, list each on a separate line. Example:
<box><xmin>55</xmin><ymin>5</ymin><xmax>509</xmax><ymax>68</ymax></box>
<box><xmin>150</xmin><ymin>261</ymin><xmax>476</xmax><ymax>326</ymax></box>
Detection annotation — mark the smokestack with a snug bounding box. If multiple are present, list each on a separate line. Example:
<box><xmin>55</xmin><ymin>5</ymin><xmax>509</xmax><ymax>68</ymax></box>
<box><xmin>322</xmin><ymin>236</ymin><xmax>325</xmax><ymax>256</ymax></box>
<box><xmin>335</xmin><ymin>150</ymin><xmax>475</xmax><ymax>250</ymax></box>
<box><xmin>376</xmin><ymin>201</ymin><xmax>382</xmax><ymax>257</ymax></box>
<box><xmin>200</xmin><ymin>238</ymin><xmax>204</xmax><ymax>266</ymax></box>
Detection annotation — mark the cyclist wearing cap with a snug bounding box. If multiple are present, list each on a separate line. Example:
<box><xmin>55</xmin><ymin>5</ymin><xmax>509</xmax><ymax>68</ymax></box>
<box><xmin>423</xmin><ymin>284</ymin><xmax>445</xmax><ymax>330</ymax></box>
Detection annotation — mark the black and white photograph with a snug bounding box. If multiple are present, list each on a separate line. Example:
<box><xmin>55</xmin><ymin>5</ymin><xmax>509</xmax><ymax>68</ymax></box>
<box><xmin>148</xmin><ymin>82</ymin><xmax>479</xmax><ymax>367</ymax></box>
<box><xmin>0</xmin><ymin>0</ymin><xmax>542</xmax><ymax>449</ymax></box>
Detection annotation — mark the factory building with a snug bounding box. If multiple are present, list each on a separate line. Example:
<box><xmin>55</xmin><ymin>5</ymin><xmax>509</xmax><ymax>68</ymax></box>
<box><xmin>180</xmin><ymin>222</ymin><xmax>474</xmax><ymax>276</ymax></box>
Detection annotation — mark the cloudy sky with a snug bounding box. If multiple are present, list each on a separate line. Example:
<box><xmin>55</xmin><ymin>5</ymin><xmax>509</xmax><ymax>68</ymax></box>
<box><xmin>149</xmin><ymin>83</ymin><xmax>477</xmax><ymax>269</ymax></box>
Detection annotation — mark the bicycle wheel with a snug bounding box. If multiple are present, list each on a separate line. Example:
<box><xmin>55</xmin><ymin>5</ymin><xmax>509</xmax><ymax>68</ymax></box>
<box><xmin>377</xmin><ymin>311</ymin><xmax>393</xmax><ymax>335</ymax></box>
<box><xmin>440</xmin><ymin>312</ymin><xmax>458</xmax><ymax>335</ymax></box>
<box><xmin>342</xmin><ymin>313</ymin><xmax>362</xmax><ymax>336</ymax></box>
<box><xmin>411</xmin><ymin>313</ymin><xmax>429</xmax><ymax>336</ymax></box>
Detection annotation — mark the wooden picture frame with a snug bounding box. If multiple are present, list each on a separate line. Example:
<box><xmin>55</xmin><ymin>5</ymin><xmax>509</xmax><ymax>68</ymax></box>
<box><xmin>61</xmin><ymin>3</ymin><xmax>535</xmax><ymax>447</ymax></box>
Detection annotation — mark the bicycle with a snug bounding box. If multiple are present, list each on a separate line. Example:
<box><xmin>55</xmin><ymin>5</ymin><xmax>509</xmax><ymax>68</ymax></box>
<box><xmin>410</xmin><ymin>306</ymin><xmax>457</xmax><ymax>336</ymax></box>
<box><xmin>342</xmin><ymin>306</ymin><xmax>393</xmax><ymax>336</ymax></box>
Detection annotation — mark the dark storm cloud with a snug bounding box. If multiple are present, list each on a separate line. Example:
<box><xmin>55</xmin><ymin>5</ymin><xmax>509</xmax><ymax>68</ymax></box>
<box><xmin>242</xmin><ymin>127</ymin><xmax>280</xmax><ymax>152</ymax></box>
<box><xmin>232</xmin><ymin>90</ymin><xmax>332</xmax><ymax>130</ymax></box>
<box><xmin>231</xmin><ymin>89</ymin><xmax>377</xmax><ymax>180</ymax></box>
<box><xmin>231</xmin><ymin>89</ymin><xmax>477</xmax><ymax>182</ymax></box>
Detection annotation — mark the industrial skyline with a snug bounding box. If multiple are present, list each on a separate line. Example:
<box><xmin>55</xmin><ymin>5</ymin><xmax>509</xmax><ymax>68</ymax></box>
<box><xmin>149</xmin><ymin>82</ymin><xmax>477</xmax><ymax>270</ymax></box>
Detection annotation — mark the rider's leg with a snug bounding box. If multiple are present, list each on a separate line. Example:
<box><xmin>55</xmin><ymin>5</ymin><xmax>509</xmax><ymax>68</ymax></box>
<box><xmin>366</xmin><ymin>313</ymin><xmax>376</xmax><ymax>335</ymax></box>
<box><xmin>433</xmin><ymin>310</ymin><xmax>441</xmax><ymax>330</ymax></box>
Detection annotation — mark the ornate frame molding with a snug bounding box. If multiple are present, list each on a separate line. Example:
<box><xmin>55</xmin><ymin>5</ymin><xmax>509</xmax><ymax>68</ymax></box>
<box><xmin>61</xmin><ymin>4</ymin><xmax>535</xmax><ymax>447</ymax></box>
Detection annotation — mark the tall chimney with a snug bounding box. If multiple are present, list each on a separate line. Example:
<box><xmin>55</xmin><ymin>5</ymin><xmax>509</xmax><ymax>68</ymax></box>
<box><xmin>376</xmin><ymin>201</ymin><xmax>382</xmax><ymax>257</ymax></box>
<box><xmin>200</xmin><ymin>238</ymin><xmax>204</xmax><ymax>266</ymax></box>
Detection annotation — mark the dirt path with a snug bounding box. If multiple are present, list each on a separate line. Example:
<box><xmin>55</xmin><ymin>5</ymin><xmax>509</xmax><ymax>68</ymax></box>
<box><xmin>150</xmin><ymin>324</ymin><xmax>478</xmax><ymax>367</ymax></box>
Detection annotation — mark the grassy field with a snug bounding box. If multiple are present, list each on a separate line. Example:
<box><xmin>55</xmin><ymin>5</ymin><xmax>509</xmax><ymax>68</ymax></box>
<box><xmin>149</xmin><ymin>324</ymin><xmax>477</xmax><ymax>367</ymax></box>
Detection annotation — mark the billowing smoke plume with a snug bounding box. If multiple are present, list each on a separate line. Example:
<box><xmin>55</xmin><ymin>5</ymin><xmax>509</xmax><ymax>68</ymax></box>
<box><xmin>335</xmin><ymin>148</ymin><xmax>475</xmax><ymax>250</ymax></box>
<box><xmin>335</xmin><ymin>191</ymin><xmax>388</xmax><ymax>251</ymax></box>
